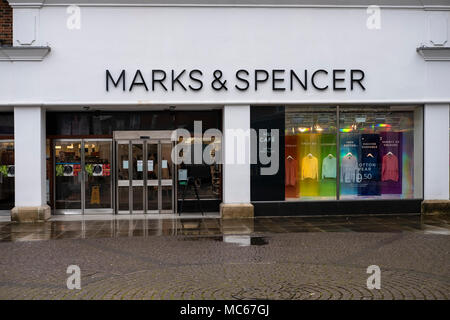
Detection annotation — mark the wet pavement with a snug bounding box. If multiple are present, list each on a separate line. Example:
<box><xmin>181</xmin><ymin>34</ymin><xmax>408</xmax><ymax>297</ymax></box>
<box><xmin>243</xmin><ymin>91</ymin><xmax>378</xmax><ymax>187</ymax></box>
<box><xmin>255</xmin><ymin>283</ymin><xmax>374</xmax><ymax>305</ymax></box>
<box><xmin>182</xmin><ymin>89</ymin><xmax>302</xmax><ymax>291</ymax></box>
<box><xmin>0</xmin><ymin>214</ymin><xmax>449</xmax><ymax>300</ymax></box>
<box><xmin>0</xmin><ymin>214</ymin><xmax>449</xmax><ymax>242</ymax></box>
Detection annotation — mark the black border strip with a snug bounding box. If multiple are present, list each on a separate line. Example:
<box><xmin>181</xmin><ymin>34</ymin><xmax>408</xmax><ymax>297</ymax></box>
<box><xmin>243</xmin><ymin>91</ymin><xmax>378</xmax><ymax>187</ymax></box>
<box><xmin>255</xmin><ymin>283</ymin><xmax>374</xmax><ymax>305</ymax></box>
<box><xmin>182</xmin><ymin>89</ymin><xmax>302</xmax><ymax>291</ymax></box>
<box><xmin>252</xmin><ymin>199</ymin><xmax>422</xmax><ymax>216</ymax></box>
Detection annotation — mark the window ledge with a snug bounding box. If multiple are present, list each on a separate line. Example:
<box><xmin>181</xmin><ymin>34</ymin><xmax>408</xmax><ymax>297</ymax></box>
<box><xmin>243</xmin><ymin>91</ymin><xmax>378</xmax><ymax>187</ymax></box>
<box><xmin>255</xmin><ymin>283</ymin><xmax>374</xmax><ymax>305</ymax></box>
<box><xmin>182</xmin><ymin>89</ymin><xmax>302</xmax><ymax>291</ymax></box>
<box><xmin>0</xmin><ymin>46</ymin><xmax>51</xmax><ymax>61</ymax></box>
<box><xmin>417</xmin><ymin>46</ymin><xmax>450</xmax><ymax>61</ymax></box>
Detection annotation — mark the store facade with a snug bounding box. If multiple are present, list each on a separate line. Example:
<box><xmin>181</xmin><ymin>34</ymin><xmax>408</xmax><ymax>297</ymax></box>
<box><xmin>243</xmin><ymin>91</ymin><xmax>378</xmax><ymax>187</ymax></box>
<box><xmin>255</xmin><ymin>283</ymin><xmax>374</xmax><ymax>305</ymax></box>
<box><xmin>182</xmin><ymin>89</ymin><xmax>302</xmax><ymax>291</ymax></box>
<box><xmin>0</xmin><ymin>0</ymin><xmax>450</xmax><ymax>220</ymax></box>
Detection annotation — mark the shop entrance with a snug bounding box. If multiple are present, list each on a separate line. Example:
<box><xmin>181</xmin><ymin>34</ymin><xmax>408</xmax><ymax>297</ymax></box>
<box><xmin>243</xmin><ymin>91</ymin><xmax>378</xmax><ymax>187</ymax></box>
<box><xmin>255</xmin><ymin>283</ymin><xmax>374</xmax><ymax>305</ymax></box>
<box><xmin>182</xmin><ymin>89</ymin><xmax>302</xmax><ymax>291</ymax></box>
<box><xmin>115</xmin><ymin>131</ymin><xmax>175</xmax><ymax>214</ymax></box>
<box><xmin>53</xmin><ymin>139</ymin><xmax>113</xmax><ymax>214</ymax></box>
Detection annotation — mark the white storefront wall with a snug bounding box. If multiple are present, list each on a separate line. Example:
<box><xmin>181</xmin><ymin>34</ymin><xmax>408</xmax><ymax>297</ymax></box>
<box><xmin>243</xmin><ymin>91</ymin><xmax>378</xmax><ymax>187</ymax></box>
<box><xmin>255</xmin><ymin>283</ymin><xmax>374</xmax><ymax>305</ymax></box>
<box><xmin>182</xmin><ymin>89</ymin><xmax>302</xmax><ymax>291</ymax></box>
<box><xmin>1</xmin><ymin>1</ymin><xmax>450</xmax><ymax>213</ymax></box>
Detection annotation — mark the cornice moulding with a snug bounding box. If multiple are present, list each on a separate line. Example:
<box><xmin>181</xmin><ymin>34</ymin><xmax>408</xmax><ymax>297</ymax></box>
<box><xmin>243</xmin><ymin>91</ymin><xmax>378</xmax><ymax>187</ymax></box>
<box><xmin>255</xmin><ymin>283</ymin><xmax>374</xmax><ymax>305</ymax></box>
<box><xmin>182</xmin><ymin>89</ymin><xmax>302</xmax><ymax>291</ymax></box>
<box><xmin>0</xmin><ymin>46</ymin><xmax>51</xmax><ymax>61</ymax></box>
<box><xmin>417</xmin><ymin>46</ymin><xmax>450</xmax><ymax>61</ymax></box>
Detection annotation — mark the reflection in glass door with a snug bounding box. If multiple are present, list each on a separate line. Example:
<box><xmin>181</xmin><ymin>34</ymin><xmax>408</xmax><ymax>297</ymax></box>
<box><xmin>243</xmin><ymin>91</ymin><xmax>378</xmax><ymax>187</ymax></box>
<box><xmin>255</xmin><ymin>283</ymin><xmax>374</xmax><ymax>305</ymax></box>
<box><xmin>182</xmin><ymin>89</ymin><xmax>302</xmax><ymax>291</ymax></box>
<box><xmin>0</xmin><ymin>140</ymin><xmax>14</xmax><ymax>214</ymax></box>
<box><xmin>54</xmin><ymin>140</ymin><xmax>82</xmax><ymax>213</ymax></box>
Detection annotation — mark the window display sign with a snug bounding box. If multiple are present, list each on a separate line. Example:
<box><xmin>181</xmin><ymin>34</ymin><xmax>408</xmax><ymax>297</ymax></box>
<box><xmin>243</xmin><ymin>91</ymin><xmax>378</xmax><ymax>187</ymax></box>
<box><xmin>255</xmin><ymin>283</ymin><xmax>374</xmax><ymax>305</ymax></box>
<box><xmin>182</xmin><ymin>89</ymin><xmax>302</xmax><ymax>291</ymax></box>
<box><xmin>92</xmin><ymin>164</ymin><xmax>103</xmax><ymax>176</ymax></box>
<box><xmin>339</xmin><ymin>132</ymin><xmax>404</xmax><ymax>197</ymax></box>
<box><xmin>340</xmin><ymin>133</ymin><xmax>360</xmax><ymax>196</ymax></box>
<box><xmin>380</xmin><ymin>132</ymin><xmax>402</xmax><ymax>194</ymax></box>
<box><xmin>359</xmin><ymin>134</ymin><xmax>380</xmax><ymax>196</ymax></box>
<box><xmin>57</xmin><ymin>163</ymin><xmax>81</xmax><ymax>177</ymax></box>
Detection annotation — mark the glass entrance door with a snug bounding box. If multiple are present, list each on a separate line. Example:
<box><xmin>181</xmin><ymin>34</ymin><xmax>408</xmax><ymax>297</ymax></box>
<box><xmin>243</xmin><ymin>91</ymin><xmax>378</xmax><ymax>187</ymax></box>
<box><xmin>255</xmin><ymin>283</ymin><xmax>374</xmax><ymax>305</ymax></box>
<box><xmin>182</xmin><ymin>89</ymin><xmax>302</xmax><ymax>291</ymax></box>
<box><xmin>160</xmin><ymin>142</ymin><xmax>174</xmax><ymax>213</ymax></box>
<box><xmin>115</xmin><ymin>138</ymin><xmax>175</xmax><ymax>214</ymax></box>
<box><xmin>147</xmin><ymin>142</ymin><xmax>159</xmax><ymax>213</ymax></box>
<box><xmin>54</xmin><ymin>139</ymin><xmax>113</xmax><ymax>214</ymax></box>
<box><xmin>54</xmin><ymin>140</ymin><xmax>82</xmax><ymax>214</ymax></box>
<box><xmin>84</xmin><ymin>140</ymin><xmax>113</xmax><ymax>214</ymax></box>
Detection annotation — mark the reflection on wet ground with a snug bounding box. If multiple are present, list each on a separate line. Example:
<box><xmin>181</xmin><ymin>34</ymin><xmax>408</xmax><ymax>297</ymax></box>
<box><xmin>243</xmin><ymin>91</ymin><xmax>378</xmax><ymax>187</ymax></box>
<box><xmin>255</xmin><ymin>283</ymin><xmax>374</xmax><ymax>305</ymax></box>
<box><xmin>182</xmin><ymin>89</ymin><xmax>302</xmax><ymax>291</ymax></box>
<box><xmin>0</xmin><ymin>214</ymin><xmax>448</xmax><ymax>242</ymax></box>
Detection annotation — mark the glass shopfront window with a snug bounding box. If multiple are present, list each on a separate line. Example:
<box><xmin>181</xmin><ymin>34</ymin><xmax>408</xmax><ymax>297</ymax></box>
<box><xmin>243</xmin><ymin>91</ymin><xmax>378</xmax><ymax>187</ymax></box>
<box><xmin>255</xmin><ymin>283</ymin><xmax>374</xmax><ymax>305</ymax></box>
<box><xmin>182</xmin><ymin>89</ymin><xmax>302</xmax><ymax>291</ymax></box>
<box><xmin>283</xmin><ymin>106</ymin><xmax>422</xmax><ymax>201</ymax></box>
<box><xmin>177</xmin><ymin>136</ymin><xmax>222</xmax><ymax>202</ymax></box>
<box><xmin>0</xmin><ymin>112</ymin><xmax>14</xmax><ymax>213</ymax></box>
<box><xmin>285</xmin><ymin>107</ymin><xmax>337</xmax><ymax>200</ymax></box>
<box><xmin>339</xmin><ymin>107</ymin><xmax>421</xmax><ymax>200</ymax></box>
<box><xmin>0</xmin><ymin>141</ymin><xmax>14</xmax><ymax>212</ymax></box>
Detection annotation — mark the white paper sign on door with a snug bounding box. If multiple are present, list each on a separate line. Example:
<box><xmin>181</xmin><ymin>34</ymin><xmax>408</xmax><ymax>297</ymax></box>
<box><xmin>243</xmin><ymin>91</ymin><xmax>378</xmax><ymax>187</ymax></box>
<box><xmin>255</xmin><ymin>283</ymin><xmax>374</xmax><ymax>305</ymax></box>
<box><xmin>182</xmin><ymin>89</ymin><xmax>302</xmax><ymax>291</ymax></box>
<box><xmin>123</xmin><ymin>160</ymin><xmax>128</xmax><ymax>169</ymax></box>
<box><xmin>162</xmin><ymin>160</ymin><xmax>168</xmax><ymax>169</ymax></box>
<box><xmin>137</xmin><ymin>160</ymin><xmax>143</xmax><ymax>172</ymax></box>
<box><xmin>148</xmin><ymin>160</ymin><xmax>154</xmax><ymax>171</ymax></box>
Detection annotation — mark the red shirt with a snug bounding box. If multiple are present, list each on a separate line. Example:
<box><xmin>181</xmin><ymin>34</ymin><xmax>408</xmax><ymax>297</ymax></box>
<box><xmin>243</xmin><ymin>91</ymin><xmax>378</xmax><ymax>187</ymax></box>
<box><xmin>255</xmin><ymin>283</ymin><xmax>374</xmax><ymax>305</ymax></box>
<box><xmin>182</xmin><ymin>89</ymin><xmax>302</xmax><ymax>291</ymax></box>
<box><xmin>382</xmin><ymin>154</ymin><xmax>399</xmax><ymax>182</ymax></box>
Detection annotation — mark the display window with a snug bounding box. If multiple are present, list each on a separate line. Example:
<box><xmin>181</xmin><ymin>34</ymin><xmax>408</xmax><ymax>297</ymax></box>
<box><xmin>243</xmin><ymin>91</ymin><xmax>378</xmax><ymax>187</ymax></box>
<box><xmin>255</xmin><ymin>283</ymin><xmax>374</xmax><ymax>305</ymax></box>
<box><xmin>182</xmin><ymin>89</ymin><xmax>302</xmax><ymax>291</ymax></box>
<box><xmin>283</xmin><ymin>106</ymin><xmax>423</xmax><ymax>201</ymax></box>
<box><xmin>285</xmin><ymin>107</ymin><xmax>337</xmax><ymax>200</ymax></box>
<box><xmin>0</xmin><ymin>112</ymin><xmax>14</xmax><ymax>212</ymax></box>
<box><xmin>339</xmin><ymin>107</ymin><xmax>421</xmax><ymax>199</ymax></box>
<box><xmin>177</xmin><ymin>136</ymin><xmax>222</xmax><ymax>201</ymax></box>
<box><xmin>0</xmin><ymin>140</ymin><xmax>14</xmax><ymax>211</ymax></box>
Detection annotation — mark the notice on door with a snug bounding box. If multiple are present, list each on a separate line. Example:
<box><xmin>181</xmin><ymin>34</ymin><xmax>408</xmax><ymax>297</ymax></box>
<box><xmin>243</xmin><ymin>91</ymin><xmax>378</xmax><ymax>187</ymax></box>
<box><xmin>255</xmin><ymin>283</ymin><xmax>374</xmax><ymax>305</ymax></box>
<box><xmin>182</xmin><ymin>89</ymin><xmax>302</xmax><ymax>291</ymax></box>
<box><xmin>123</xmin><ymin>160</ymin><xmax>128</xmax><ymax>169</ymax></box>
<box><xmin>137</xmin><ymin>160</ymin><xmax>143</xmax><ymax>172</ymax></box>
<box><xmin>148</xmin><ymin>160</ymin><xmax>154</xmax><ymax>172</ymax></box>
<box><xmin>162</xmin><ymin>160</ymin><xmax>168</xmax><ymax>169</ymax></box>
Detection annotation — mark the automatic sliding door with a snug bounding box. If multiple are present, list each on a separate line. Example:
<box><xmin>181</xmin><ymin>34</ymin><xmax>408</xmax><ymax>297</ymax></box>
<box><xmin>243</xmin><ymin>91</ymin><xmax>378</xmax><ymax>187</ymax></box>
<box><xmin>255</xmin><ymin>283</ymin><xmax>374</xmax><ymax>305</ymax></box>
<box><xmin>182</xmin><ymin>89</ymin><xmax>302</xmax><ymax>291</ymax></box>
<box><xmin>131</xmin><ymin>142</ymin><xmax>144</xmax><ymax>213</ymax></box>
<box><xmin>114</xmin><ymin>134</ymin><xmax>175</xmax><ymax>215</ymax></box>
<box><xmin>160</xmin><ymin>142</ymin><xmax>174</xmax><ymax>213</ymax></box>
<box><xmin>147</xmin><ymin>142</ymin><xmax>158</xmax><ymax>213</ymax></box>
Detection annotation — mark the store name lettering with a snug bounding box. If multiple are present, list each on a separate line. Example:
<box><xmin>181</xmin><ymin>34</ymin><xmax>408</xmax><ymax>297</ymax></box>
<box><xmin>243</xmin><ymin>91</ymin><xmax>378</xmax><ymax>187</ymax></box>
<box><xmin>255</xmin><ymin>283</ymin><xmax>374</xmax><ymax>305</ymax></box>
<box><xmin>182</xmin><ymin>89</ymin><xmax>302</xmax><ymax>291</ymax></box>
<box><xmin>106</xmin><ymin>69</ymin><xmax>366</xmax><ymax>93</ymax></box>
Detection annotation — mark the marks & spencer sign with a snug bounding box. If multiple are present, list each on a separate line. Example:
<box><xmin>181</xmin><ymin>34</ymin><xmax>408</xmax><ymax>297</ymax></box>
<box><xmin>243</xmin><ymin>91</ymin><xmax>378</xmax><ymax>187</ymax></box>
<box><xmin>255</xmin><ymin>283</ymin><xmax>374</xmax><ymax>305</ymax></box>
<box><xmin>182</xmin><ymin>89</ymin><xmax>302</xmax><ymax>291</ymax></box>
<box><xmin>106</xmin><ymin>69</ymin><xmax>366</xmax><ymax>93</ymax></box>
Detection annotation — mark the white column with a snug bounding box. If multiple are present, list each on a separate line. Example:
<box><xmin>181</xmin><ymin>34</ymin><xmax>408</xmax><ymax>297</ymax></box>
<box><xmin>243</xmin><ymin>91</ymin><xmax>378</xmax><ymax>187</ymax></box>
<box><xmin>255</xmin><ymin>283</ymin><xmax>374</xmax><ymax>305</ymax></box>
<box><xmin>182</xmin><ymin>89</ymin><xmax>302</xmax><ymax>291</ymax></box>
<box><xmin>424</xmin><ymin>104</ymin><xmax>449</xmax><ymax>200</ymax></box>
<box><xmin>222</xmin><ymin>105</ymin><xmax>251</xmax><ymax>204</ymax></box>
<box><xmin>13</xmin><ymin>106</ymin><xmax>48</xmax><ymax>211</ymax></box>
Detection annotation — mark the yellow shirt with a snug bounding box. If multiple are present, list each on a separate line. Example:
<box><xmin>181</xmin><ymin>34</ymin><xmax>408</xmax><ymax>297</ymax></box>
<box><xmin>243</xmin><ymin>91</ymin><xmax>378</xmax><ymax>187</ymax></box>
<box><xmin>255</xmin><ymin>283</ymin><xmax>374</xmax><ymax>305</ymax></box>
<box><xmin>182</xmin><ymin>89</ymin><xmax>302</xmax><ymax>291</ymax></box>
<box><xmin>301</xmin><ymin>155</ymin><xmax>319</xmax><ymax>180</ymax></box>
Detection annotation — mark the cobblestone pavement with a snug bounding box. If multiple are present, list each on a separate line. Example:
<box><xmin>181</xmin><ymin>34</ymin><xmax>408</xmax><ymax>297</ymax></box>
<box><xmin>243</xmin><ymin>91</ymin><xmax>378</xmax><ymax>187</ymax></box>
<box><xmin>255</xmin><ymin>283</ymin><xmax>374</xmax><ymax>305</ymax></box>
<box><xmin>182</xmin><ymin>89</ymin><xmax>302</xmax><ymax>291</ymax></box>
<box><xmin>0</xmin><ymin>215</ymin><xmax>449</xmax><ymax>300</ymax></box>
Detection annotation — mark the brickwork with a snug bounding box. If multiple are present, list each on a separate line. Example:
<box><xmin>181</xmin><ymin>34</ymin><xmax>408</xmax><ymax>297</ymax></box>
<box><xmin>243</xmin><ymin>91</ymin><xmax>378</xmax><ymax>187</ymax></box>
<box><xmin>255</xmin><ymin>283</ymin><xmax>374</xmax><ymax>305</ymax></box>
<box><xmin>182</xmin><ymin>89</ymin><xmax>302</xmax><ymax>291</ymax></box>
<box><xmin>0</xmin><ymin>0</ymin><xmax>12</xmax><ymax>46</ymax></box>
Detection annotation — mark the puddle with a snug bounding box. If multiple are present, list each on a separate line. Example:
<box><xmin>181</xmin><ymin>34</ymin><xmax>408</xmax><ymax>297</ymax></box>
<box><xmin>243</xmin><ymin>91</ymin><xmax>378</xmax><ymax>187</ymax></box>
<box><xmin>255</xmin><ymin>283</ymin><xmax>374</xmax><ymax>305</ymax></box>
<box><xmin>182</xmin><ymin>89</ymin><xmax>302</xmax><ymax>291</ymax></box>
<box><xmin>178</xmin><ymin>235</ymin><xmax>269</xmax><ymax>246</ymax></box>
<box><xmin>223</xmin><ymin>235</ymin><xmax>268</xmax><ymax>247</ymax></box>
